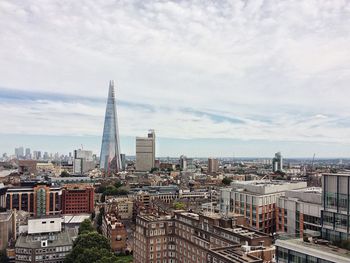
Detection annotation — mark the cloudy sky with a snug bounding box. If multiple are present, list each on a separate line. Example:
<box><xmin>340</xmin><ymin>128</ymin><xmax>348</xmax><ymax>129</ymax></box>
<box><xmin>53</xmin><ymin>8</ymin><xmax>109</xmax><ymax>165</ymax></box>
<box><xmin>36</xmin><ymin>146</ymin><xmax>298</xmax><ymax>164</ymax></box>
<box><xmin>1</xmin><ymin>0</ymin><xmax>350</xmax><ymax>157</ymax></box>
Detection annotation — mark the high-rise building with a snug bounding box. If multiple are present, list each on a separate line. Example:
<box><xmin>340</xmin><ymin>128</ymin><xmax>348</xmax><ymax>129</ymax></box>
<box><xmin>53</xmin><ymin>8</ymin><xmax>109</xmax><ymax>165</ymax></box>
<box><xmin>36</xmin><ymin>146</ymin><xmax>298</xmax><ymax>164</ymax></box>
<box><xmin>25</xmin><ymin>148</ymin><xmax>31</xmax><ymax>159</ymax></box>
<box><xmin>43</xmin><ymin>151</ymin><xmax>49</xmax><ymax>160</ymax></box>
<box><xmin>136</xmin><ymin>130</ymin><xmax>156</xmax><ymax>171</ymax></box>
<box><xmin>100</xmin><ymin>80</ymin><xmax>122</xmax><ymax>174</ymax></box>
<box><xmin>208</xmin><ymin>158</ymin><xmax>219</xmax><ymax>173</ymax></box>
<box><xmin>15</xmin><ymin>147</ymin><xmax>24</xmax><ymax>159</ymax></box>
<box><xmin>272</xmin><ymin>152</ymin><xmax>283</xmax><ymax>172</ymax></box>
<box><xmin>179</xmin><ymin>155</ymin><xmax>187</xmax><ymax>171</ymax></box>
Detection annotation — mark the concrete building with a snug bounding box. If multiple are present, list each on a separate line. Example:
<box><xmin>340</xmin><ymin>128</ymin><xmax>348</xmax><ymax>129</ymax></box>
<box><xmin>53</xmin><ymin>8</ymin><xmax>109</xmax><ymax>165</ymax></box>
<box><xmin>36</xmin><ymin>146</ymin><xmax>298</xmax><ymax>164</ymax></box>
<box><xmin>0</xmin><ymin>210</ymin><xmax>16</xmax><ymax>250</ymax></box>
<box><xmin>134</xmin><ymin>211</ymin><xmax>274</xmax><ymax>263</ymax></box>
<box><xmin>321</xmin><ymin>173</ymin><xmax>350</xmax><ymax>241</ymax></box>
<box><xmin>272</xmin><ymin>152</ymin><xmax>283</xmax><ymax>173</ymax></box>
<box><xmin>275</xmin><ymin>238</ymin><xmax>350</xmax><ymax>263</ymax></box>
<box><xmin>73</xmin><ymin>149</ymin><xmax>95</xmax><ymax>174</ymax></box>
<box><xmin>15</xmin><ymin>216</ymin><xmax>77</xmax><ymax>263</ymax></box>
<box><xmin>61</xmin><ymin>184</ymin><xmax>94</xmax><ymax>215</ymax></box>
<box><xmin>208</xmin><ymin>158</ymin><xmax>219</xmax><ymax>173</ymax></box>
<box><xmin>136</xmin><ymin>130</ymin><xmax>156</xmax><ymax>171</ymax></box>
<box><xmin>276</xmin><ymin>187</ymin><xmax>322</xmax><ymax>238</ymax></box>
<box><xmin>4</xmin><ymin>182</ymin><xmax>61</xmax><ymax>217</ymax></box>
<box><xmin>220</xmin><ymin>180</ymin><xmax>307</xmax><ymax>233</ymax></box>
<box><xmin>101</xmin><ymin>211</ymin><xmax>128</xmax><ymax>253</ymax></box>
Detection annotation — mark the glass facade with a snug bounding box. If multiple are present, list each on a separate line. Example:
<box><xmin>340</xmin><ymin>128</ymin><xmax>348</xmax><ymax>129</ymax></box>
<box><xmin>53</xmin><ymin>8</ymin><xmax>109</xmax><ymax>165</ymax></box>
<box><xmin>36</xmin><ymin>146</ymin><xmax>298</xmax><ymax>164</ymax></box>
<box><xmin>322</xmin><ymin>174</ymin><xmax>350</xmax><ymax>241</ymax></box>
<box><xmin>276</xmin><ymin>246</ymin><xmax>334</xmax><ymax>263</ymax></box>
<box><xmin>100</xmin><ymin>80</ymin><xmax>122</xmax><ymax>174</ymax></box>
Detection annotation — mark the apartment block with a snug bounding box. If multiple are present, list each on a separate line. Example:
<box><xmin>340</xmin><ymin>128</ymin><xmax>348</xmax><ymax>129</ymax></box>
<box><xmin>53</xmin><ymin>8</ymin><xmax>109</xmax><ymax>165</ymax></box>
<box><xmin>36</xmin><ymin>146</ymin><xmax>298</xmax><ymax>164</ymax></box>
<box><xmin>134</xmin><ymin>211</ymin><xmax>274</xmax><ymax>263</ymax></box>
<box><xmin>220</xmin><ymin>180</ymin><xmax>307</xmax><ymax>233</ymax></box>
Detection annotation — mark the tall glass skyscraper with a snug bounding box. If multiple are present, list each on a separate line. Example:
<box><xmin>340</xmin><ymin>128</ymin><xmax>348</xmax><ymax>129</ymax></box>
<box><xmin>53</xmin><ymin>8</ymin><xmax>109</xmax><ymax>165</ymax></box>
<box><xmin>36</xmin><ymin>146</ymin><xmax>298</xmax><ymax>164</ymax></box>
<box><xmin>100</xmin><ymin>80</ymin><xmax>122</xmax><ymax>174</ymax></box>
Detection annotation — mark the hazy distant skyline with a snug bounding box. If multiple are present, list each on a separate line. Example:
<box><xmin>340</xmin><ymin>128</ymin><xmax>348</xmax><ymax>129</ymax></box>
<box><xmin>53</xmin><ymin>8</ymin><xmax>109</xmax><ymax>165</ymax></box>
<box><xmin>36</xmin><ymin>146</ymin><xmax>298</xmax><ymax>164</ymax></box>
<box><xmin>1</xmin><ymin>1</ymin><xmax>350</xmax><ymax>157</ymax></box>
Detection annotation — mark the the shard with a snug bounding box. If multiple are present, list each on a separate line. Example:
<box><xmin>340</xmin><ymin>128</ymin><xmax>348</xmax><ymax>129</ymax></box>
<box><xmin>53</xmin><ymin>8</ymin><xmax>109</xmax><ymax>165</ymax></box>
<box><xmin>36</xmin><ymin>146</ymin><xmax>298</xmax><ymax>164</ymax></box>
<box><xmin>100</xmin><ymin>80</ymin><xmax>122</xmax><ymax>174</ymax></box>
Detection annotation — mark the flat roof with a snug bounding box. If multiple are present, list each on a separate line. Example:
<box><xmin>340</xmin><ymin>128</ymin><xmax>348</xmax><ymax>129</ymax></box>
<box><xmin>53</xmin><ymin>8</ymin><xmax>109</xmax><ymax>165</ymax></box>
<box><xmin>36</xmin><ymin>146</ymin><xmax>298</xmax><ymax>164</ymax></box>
<box><xmin>16</xmin><ymin>228</ymin><xmax>78</xmax><ymax>249</ymax></box>
<box><xmin>276</xmin><ymin>238</ymin><xmax>350</xmax><ymax>263</ymax></box>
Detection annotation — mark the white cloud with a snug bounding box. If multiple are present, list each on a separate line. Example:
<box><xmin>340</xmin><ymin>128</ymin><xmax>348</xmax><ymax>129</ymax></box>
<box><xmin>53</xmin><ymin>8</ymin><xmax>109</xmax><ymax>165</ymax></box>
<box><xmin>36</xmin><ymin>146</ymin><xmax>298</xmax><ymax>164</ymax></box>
<box><xmin>1</xmin><ymin>0</ymin><xmax>350</xmax><ymax>147</ymax></box>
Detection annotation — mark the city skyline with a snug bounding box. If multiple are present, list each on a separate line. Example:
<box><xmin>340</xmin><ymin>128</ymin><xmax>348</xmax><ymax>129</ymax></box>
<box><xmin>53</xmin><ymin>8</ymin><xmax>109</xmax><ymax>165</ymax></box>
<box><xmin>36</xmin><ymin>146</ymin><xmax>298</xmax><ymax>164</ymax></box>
<box><xmin>1</xmin><ymin>1</ymin><xmax>350</xmax><ymax>157</ymax></box>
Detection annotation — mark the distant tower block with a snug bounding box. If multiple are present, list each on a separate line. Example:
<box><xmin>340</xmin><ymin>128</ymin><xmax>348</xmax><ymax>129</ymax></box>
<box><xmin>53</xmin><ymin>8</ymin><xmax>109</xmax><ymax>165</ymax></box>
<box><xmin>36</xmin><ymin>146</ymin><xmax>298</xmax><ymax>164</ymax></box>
<box><xmin>100</xmin><ymin>80</ymin><xmax>122</xmax><ymax>175</ymax></box>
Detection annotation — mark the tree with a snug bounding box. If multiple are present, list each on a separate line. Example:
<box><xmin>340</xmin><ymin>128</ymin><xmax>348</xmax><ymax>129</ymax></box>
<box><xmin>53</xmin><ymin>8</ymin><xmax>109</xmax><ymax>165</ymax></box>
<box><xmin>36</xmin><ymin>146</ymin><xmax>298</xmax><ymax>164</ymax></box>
<box><xmin>222</xmin><ymin>177</ymin><xmax>232</xmax><ymax>186</ymax></box>
<box><xmin>150</xmin><ymin>167</ymin><xmax>159</xmax><ymax>173</ymax></box>
<box><xmin>64</xmin><ymin>232</ymin><xmax>113</xmax><ymax>263</ymax></box>
<box><xmin>0</xmin><ymin>250</ymin><xmax>9</xmax><ymax>263</ymax></box>
<box><xmin>79</xmin><ymin>219</ymin><xmax>94</xmax><ymax>234</ymax></box>
<box><xmin>114</xmin><ymin>181</ymin><xmax>123</xmax><ymax>188</ymax></box>
<box><xmin>174</xmin><ymin>202</ymin><xmax>186</xmax><ymax>210</ymax></box>
<box><xmin>60</xmin><ymin>170</ymin><xmax>70</xmax><ymax>177</ymax></box>
<box><xmin>91</xmin><ymin>211</ymin><xmax>96</xmax><ymax>220</ymax></box>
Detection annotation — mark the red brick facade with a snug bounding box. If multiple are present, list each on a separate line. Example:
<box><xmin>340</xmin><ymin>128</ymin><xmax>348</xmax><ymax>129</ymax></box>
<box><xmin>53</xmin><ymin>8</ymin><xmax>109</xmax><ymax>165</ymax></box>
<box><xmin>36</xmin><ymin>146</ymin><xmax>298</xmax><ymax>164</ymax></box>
<box><xmin>61</xmin><ymin>184</ymin><xmax>94</xmax><ymax>214</ymax></box>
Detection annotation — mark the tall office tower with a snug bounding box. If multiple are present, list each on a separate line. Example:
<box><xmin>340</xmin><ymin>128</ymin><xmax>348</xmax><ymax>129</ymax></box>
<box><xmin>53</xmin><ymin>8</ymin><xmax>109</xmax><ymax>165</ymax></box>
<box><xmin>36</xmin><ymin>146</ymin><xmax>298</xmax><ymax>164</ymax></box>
<box><xmin>272</xmin><ymin>151</ymin><xmax>283</xmax><ymax>172</ymax></box>
<box><xmin>25</xmin><ymin>148</ymin><xmax>31</xmax><ymax>159</ymax></box>
<box><xmin>136</xmin><ymin>130</ymin><xmax>156</xmax><ymax>171</ymax></box>
<box><xmin>208</xmin><ymin>158</ymin><xmax>219</xmax><ymax>173</ymax></box>
<box><xmin>43</xmin><ymin>152</ymin><xmax>49</xmax><ymax>160</ymax></box>
<box><xmin>179</xmin><ymin>155</ymin><xmax>187</xmax><ymax>171</ymax></box>
<box><xmin>15</xmin><ymin>147</ymin><xmax>24</xmax><ymax>159</ymax></box>
<box><xmin>100</xmin><ymin>80</ymin><xmax>122</xmax><ymax>174</ymax></box>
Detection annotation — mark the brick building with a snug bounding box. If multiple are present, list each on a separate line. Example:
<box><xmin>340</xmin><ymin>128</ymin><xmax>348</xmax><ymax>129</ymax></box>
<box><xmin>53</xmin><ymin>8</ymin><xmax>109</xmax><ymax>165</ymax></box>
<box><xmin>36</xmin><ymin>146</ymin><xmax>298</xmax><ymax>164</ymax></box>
<box><xmin>101</xmin><ymin>211</ymin><xmax>128</xmax><ymax>253</ymax></box>
<box><xmin>61</xmin><ymin>184</ymin><xmax>94</xmax><ymax>214</ymax></box>
<box><xmin>133</xmin><ymin>211</ymin><xmax>274</xmax><ymax>263</ymax></box>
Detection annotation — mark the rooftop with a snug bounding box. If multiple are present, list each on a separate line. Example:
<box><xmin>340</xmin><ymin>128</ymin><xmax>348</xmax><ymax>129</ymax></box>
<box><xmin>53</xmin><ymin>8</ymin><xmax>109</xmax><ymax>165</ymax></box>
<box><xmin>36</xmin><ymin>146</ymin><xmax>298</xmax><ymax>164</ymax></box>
<box><xmin>0</xmin><ymin>210</ymin><xmax>13</xmax><ymax>222</ymax></box>
<box><xmin>276</xmin><ymin>238</ymin><xmax>350</xmax><ymax>263</ymax></box>
<box><xmin>16</xmin><ymin>228</ymin><xmax>78</xmax><ymax>249</ymax></box>
<box><xmin>209</xmin><ymin>246</ymin><xmax>262</xmax><ymax>263</ymax></box>
<box><xmin>138</xmin><ymin>214</ymin><xmax>172</xmax><ymax>222</ymax></box>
